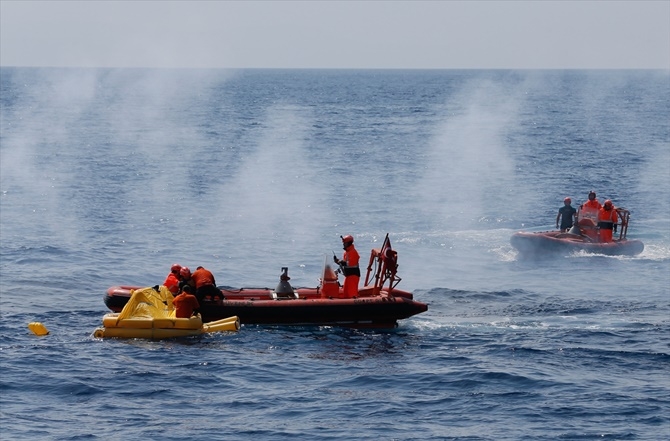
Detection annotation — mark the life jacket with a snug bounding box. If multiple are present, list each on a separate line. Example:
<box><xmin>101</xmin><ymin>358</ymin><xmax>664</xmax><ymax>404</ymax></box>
<box><xmin>341</xmin><ymin>246</ymin><xmax>361</xmax><ymax>277</ymax></box>
<box><xmin>163</xmin><ymin>273</ymin><xmax>180</xmax><ymax>294</ymax></box>
<box><xmin>582</xmin><ymin>199</ymin><xmax>602</xmax><ymax>211</ymax></box>
<box><xmin>598</xmin><ymin>207</ymin><xmax>618</xmax><ymax>229</ymax></box>
<box><xmin>579</xmin><ymin>199</ymin><xmax>601</xmax><ymax>222</ymax></box>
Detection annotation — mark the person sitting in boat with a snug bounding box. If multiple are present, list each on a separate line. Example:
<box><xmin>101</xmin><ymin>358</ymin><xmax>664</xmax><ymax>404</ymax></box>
<box><xmin>192</xmin><ymin>266</ymin><xmax>224</xmax><ymax>301</ymax></box>
<box><xmin>598</xmin><ymin>199</ymin><xmax>618</xmax><ymax>243</ymax></box>
<box><xmin>163</xmin><ymin>263</ymin><xmax>183</xmax><ymax>295</ymax></box>
<box><xmin>556</xmin><ymin>197</ymin><xmax>577</xmax><ymax>232</ymax></box>
<box><xmin>333</xmin><ymin>234</ymin><xmax>360</xmax><ymax>298</ymax></box>
<box><xmin>172</xmin><ymin>284</ymin><xmax>200</xmax><ymax>318</ymax></box>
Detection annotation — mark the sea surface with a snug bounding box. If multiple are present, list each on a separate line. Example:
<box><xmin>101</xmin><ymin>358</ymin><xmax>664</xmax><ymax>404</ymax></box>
<box><xmin>1</xmin><ymin>68</ymin><xmax>669</xmax><ymax>440</ymax></box>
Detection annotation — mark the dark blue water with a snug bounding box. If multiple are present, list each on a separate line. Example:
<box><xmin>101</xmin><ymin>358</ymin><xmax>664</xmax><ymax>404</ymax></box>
<box><xmin>1</xmin><ymin>68</ymin><xmax>669</xmax><ymax>440</ymax></box>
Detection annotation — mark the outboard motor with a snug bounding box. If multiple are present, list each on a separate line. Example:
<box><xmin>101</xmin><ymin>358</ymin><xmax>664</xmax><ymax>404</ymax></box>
<box><xmin>274</xmin><ymin>267</ymin><xmax>296</xmax><ymax>298</ymax></box>
<box><xmin>567</xmin><ymin>225</ymin><xmax>581</xmax><ymax>236</ymax></box>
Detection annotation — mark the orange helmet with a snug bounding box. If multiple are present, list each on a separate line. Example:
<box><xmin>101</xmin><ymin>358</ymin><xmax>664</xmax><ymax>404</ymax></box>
<box><xmin>341</xmin><ymin>235</ymin><xmax>354</xmax><ymax>244</ymax></box>
<box><xmin>180</xmin><ymin>266</ymin><xmax>191</xmax><ymax>278</ymax></box>
<box><xmin>171</xmin><ymin>263</ymin><xmax>182</xmax><ymax>273</ymax></box>
<box><xmin>604</xmin><ymin>199</ymin><xmax>613</xmax><ymax>209</ymax></box>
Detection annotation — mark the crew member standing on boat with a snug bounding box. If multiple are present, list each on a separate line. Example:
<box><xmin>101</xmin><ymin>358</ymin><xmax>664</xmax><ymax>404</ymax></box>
<box><xmin>598</xmin><ymin>199</ymin><xmax>618</xmax><ymax>243</ymax></box>
<box><xmin>191</xmin><ymin>266</ymin><xmax>224</xmax><ymax>301</ymax></box>
<box><xmin>577</xmin><ymin>191</ymin><xmax>602</xmax><ymax>241</ymax></box>
<box><xmin>333</xmin><ymin>235</ymin><xmax>360</xmax><ymax>298</ymax></box>
<box><xmin>580</xmin><ymin>190</ymin><xmax>602</xmax><ymax>211</ymax></box>
<box><xmin>163</xmin><ymin>263</ymin><xmax>183</xmax><ymax>295</ymax></box>
<box><xmin>556</xmin><ymin>197</ymin><xmax>577</xmax><ymax>232</ymax></box>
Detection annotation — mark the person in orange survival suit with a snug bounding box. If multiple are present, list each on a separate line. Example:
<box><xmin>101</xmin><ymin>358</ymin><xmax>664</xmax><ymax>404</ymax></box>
<box><xmin>577</xmin><ymin>190</ymin><xmax>603</xmax><ymax>241</ymax></box>
<box><xmin>333</xmin><ymin>235</ymin><xmax>360</xmax><ymax>298</ymax></box>
<box><xmin>580</xmin><ymin>190</ymin><xmax>602</xmax><ymax>211</ymax></box>
<box><xmin>163</xmin><ymin>263</ymin><xmax>183</xmax><ymax>295</ymax></box>
<box><xmin>179</xmin><ymin>266</ymin><xmax>196</xmax><ymax>291</ymax></box>
<box><xmin>191</xmin><ymin>266</ymin><xmax>224</xmax><ymax>301</ymax></box>
<box><xmin>598</xmin><ymin>199</ymin><xmax>618</xmax><ymax>243</ymax></box>
<box><xmin>173</xmin><ymin>284</ymin><xmax>200</xmax><ymax>318</ymax></box>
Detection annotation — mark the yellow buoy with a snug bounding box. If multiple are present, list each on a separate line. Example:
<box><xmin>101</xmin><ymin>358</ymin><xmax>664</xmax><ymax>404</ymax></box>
<box><xmin>28</xmin><ymin>322</ymin><xmax>49</xmax><ymax>336</ymax></box>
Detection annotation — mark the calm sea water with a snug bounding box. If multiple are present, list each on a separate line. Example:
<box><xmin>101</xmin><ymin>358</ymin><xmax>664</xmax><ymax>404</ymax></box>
<box><xmin>1</xmin><ymin>68</ymin><xmax>669</xmax><ymax>440</ymax></box>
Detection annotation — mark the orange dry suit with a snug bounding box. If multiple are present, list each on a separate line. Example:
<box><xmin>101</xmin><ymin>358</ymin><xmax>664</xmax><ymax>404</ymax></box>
<box><xmin>598</xmin><ymin>206</ymin><xmax>618</xmax><ymax>243</ymax></box>
<box><xmin>581</xmin><ymin>199</ymin><xmax>602</xmax><ymax>211</ymax></box>
<box><xmin>173</xmin><ymin>292</ymin><xmax>200</xmax><ymax>318</ymax></box>
<box><xmin>191</xmin><ymin>267</ymin><xmax>223</xmax><ymax>301</ymax></box>
<box><xmin>339</xmin><ymin>244</ymin><xmax>361</xmax><ymax>298</ymax></box>
<box><xmin>163</xmin><ymin>272</ymin><xmax>181</xmax><ymax>295</ymax></box>
<box><xmin>578</xmin><ymin>199</ymin><xmax>603</xmax><ymax>241</ymax></box>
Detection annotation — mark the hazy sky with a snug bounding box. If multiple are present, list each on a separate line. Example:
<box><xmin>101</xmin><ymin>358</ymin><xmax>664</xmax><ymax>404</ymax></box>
<box><xmin>1</xmin><ymin>1</ymin><xmax>669</xmax><ymax>69</ymax></box>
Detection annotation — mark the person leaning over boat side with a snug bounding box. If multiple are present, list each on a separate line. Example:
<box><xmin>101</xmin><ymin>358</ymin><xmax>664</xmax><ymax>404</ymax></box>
<box><xmin>163</xmin><ymin>263</ymin><xmax>183</xmax><ymax>295</ymax></box>
<box><xmin>556</xmin><ymin>197</ymin><xmax>577</xmax><ymax>232</ymax></box>
<box><xmin>598</xmin><ymin>199</ymin><xmax>618</xmax><ymax>243</ymax></box>
<box><xmin>333</xmin><ymin>235</ymin><xmax>360</xmax><ymax>298</ymax></box>
<box><xmin>173</xmin><ymin>284</ymin><xmax>200</xmax><ymax>318</ymax></box>
<box><xmin>178</xmin><ymin>266</ymin><xmax>196</xmax><ymax>292</ymax></box>
<box><xmin>191</xmin><ymin>266</ymin><xmax>224</xmax><ymax>301</ymax></box>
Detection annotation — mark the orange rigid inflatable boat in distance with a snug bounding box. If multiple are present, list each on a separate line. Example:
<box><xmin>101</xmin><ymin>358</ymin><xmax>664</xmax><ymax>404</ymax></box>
<box><xmin>511</xmin><ymin>207</ymin><xmax>644</xmax><ymax>257</ymax></box>
<box><xmin>104</xmin><ymin>235</ymin><xmax>428</xmax><ymax>329</ymax></box>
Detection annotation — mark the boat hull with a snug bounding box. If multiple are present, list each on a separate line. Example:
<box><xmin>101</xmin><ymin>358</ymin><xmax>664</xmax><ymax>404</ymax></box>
<box><xmin>104</xmin><ymin>285</ymin><xmax>428</xmax><ymax>328</ymax></box>
<box><xmin>511</xmin><ymin>231</ymin><xmax>644</xmax><ymax>256</ymax></box>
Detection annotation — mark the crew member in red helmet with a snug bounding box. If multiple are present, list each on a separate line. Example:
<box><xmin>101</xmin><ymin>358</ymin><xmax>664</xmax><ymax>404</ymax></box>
<box><xmin>598</xmin><ymin>200</ymin><xmax>618</xmax><ymax>243</ymax></box>
<box><xmin>178</xmin><ymin>266</ymin><xmax>196</xmax><ymax>292</ymax></box>
<box><xmin>333</xmin><ymin>235</ymin><xmax>360</xmax><ymax>298</ymax></box>
<box><xmin>163</xmin><ymin>263</ymin><xmax>183</xmax><ymax>295</ymax></box>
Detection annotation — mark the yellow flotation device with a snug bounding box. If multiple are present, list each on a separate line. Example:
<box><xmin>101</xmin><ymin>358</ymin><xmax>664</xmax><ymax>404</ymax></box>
<box><xmin>93</xmin><ymin>285</ymin><xmax>239</xmax><ymax>339</ymax></box>
<box><xmin>28</xmin><ymin>322</ymin><xmax>49</xmax><ymax>336</ymax></box>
